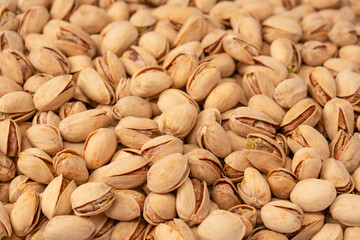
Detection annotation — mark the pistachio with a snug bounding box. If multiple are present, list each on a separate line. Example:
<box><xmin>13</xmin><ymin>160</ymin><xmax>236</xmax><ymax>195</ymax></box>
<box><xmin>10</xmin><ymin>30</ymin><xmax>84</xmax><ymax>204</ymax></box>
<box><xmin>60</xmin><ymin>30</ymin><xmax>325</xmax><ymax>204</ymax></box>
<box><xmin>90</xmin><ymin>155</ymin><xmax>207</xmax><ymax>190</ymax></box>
<box><xmin>0</xmin><ymin>91</ymin><xmax>36</xmax><ymax>123</ymax></box>
<box><xmin>267</xmin><ymin>168</ymin><xmax>298</xmax><ymax>199</ymax></box>
<box><xmin>292</xmin><ymin>147</ymin><xmax>322</xmax><ymax>180</ymax></box>
<box><xmin>274</xmin><ymin>77</ymin><xmax>308</xmax><ymax>109</ymax></box>
<box><xmin>144</xmin><ymin>192</ymin><xmax>176</xmax><ymax>225</ymax></box>
<box><xmin>321</xmin><ymin>158</ymin><xmax>354</xmax><ymax>194</ymax></box>
<box><xmin>9</xmin><ymin>175</ymin><xmax>45</xmax><ymax>204</ymax></box>
<box><xmin>270</xmin><ymin>38</ymin><xmax>301</xmax><ymax>73</ymax></box>
<box><xmin>0</xmin><ymin>119</ymin><xmax>21</xmax><ymax>157</ymax></box>
<box><xmin>211</xmin><ymin>178</ymin><xmax>241</xmax><ymax>210</ymax></box>
<box><xmin>26</xmin><ymin>124</ymin><xmax>63</xmax><ymax>155</ymax></box>
<box><xmin>311</xmin><ymin>223</ymin><xmax>343</xmax><ymax>240</ymax></box>
<box><xmin>330</xmin><ymin>194</ymin><xmax>360</xmax><ymax>226</ymax></box>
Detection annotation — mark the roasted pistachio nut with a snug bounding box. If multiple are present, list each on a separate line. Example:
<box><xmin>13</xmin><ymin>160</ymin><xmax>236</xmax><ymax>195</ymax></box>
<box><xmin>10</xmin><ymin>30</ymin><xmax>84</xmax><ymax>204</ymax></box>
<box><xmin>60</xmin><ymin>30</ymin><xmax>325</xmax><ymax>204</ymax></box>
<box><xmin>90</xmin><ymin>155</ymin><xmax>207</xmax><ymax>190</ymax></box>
<box><xmin>270</xmin><ymin>38</ymin><xmax>301</xmax><ymax>73</ymax></box>
<box><xmin>138</xmin><ymin>31</ymin><xmax>169</xmax><ymax>62</ymax></box>
<box><xmin>261</xmin><ymin>200</ymin><xmax>303</xmax><ymax>233</ymax></box>
<box><xmin>41</xmin><ymin>174</ymin><xmax>76</xmax><ymax>219</ymax></box>
<box><xmin>26</xmin><ymin>124</ymin><xmax>63</xmax><ymax>155</ymax></box>
<box><xmin>0</xmin><ymin>151</ymin><xmax>15</xmax><ymax>182</ymax></box>
<box><xmin>9</xmin><ymin>175</ymin><xmax>45</xmax><ymax>204</ymax></box>
<box><xmin>0</xmin><ymin>119</ymin><xmax>21</xmax><ymax>157</ymax></box>
<box><xmin>10</xmin><ymin>189</ymin><xmax>41</xmax><ymax>237</ymax></box>
<box><xmin>43</xmin><ymin>215</ymin><xmax>95</xmax><ymax>240</ymax></box>
<box><xmin>222</xmin><ymin>150</ymin><xmax>253</xmax><ymax>183</ymax></box>
<box><xmin>83</xmin><ymin>128</ymin><xmax>117</xmax><ymax>169</ymax></box>
<box><xmin>198</xmin><ymin>210</ymin><xmax>245</xmax><ymax>240</ymax></box>
<box><xmin>23</xmin><ymin>73</ymin><xmax>53</xmax><ymax>94</ymax></box>
<box><xmin>321</xmin><ymin>158</ymin><xmax>354</xmax><ymax>194</ymax></box>
<box><xmin>0</xmin><ymin>91</ymin><xmax>36</xmax><ymax>123</ymax></box>
<box><xmin>87</xmin><ymin>214</ymin><xmax>115</xmax><ymax>240</ymax></box>
<box><xmin>211</xmin><ymin>178</ymin><xmax>241</xmax><ymax>210</ymax></box>
<box><xmin>0</xmin><ymin>49</ymin><xmax>33</xmax><ymax>85</ymax></box>
<box><xmin>59</xmin><ymin>109</ymin><xmax>111</xmax><ymax>142</ymax></box>
<box><xmin>111</xmin><ymin>217</ymin><xmax>146</xmax><ymax>240</ymax></box>
<box><xmin>141</xmin><ymin>135</ymin><xmax>183</xmax><ymax>166</ymax></box>
<box><xmin>71</xmin><ymin>182</ymin><xmax>115</xmax><ymax>217</ymax></box>
<box><xmin>291</xmin><ymin>212</ymin><xmax>325</xmax><ymax>240</ymax></box>
<box><xmin>17</xmin><ymin>148</ymin><xmax>55</xmax><ymax>184</ymax></box>
<box><xmin>147</xmin><ymin>153</ymin><xmax>190</xmax><ymax>193</ymax></box>
<box><xmin>53</xmin><ymin>149</ymin><xmax>89</xmax><ymax>185</ymax></box>
<box><xmin>121</xmin><ymin>45</ymin><xmax>158</xmax><ymax>76</ymax></box>
<box><xmin>290</xmin><ymin>178</ymin><xmax>337</xmax><ymax>212</ymax></box>
<box><xmin>330</xmin><ymin>194</ymin><xmax>360</xmax><ymax>227</ymax></box>
<box><xmin>324</xmin><ymin>59</ymin><xmax>359</xmax><ymax>78</ymax></box>
<box><xmin>101</xmin><ymin>156</ymin><xmax>148</xmax><ymax>189</ymax></box>
<box><xmin>143</xmin><ymin>192</ymin><xmax>176</xmax><ymax>225</ymax></box>
<box><xmin>104</xmin><ymin>190</ymin><xmax>145</xmax><ymax>221</ymax></box>
<box><xmin>112</xmin><ymin>96</ymin><xmax>152</xmax><ymax>121</ymax></box>
<box><xmin>281</xmin><ymin>98</ymin><xmax>322</xmax><ymax>135</ymax></box>
<box><xmin>237</xmin><ymin>167</ymin><xmax>271</xmax><ymax>208</ymax></box>
<box><xmin>157</xmin><ymin>88</ymin><xmax>199</xmax><ymax>113</ymax></box>
<box><xmin>292</xmin><ymin>147</ymin><xmax>322</xmax><ymax>180</ymax></box>
<box><xmin>0</xmin><ymin>30</ymin><xmax>23</xmax><ymax>54</ymax></box>
<box><xmin>244</xmin><ymin>133</ymin><xmax>286</xmax><ymax>173</ymax></box>
<box><xmin>228</xmin><ymin>204</ymin><xmax>257</xmax><ymax>234</ymax></box>
<box><xmin>267</xmin><ymin>168</ymin><xmax>298</xmax><ymax>199</ymax></box>
<box><xmin>323</xmin><ymin>98</ymin><xmax>355</xmax><ymax>141</ymax></box>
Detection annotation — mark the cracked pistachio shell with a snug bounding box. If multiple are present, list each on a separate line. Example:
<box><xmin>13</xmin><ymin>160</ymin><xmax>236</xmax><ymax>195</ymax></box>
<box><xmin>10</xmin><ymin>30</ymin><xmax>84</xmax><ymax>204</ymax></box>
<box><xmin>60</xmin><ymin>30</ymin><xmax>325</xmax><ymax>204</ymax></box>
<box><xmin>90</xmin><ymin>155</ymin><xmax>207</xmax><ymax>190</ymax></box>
<box><xmin>223</xmin><ymin>33</ymin><xmax>261</xmax><ymax>65</ymax></box>
<box><xmin>9</xmin><ymin>175</ymin><xmax>45</xmax><ymax>204</ymax></box>
<box><xmin>237</xmin><ymin>167</ymin><xmax>271</xmax><ymax>208</ymax></box>
<box><xmin>121</xmin><ymin>46</ymin><xmax>158</xmax><ymax>76</ymax></box>
<box><xmin>292</xmin><ymin>147</ymin><xmax>322</xmax><ymax>180</ymax></box>
<box><xmin>228</xmin><ymin>204</ymin><xmax>257</xmax><ymax>236</ymax></box>
<box><xmin>43</xmin><ymin>215</ymin><xmax>95</xmax><ymax>240</ymax></box>
<box><xmin>158</xmin><ymin>104</ymin><xmax>197</xmax><ymax>139</ymax></box>
<box><xmin>0</xmin><ymin>91</ymin><xmax>36</xmax><ymax>123</ymax></box>
<box><xmin>226</xmin><ymin>130</ymin><xmax>250</xmax><ymax>151</ymax></box>
<box><xmin>248</xmin><ymin>95</ymin><xmax>285</xmax><ymax>125</ymax></box>
<box><xmin>270</xmin><ymin>38</ymin><xmax>301</xmax><ymax>73</ymax></box>
<box><xmin>267</xmin><ymin>168</ymin><xmax>298</xmax><ymax>199</ymax></box>
<box><xmin>244</xmin><ymin>133</ymin><xmax>286</xmax><ymax>173</ymax></box>
<box><xmin>32</xmin><ymin>111</ymin><xmax>61</xmax><ymax>129</ymax></box>
<box><xmin>339</xmin><ymin>45</ymin><xmax>360</xmax><ymax>67</ymax></box>
<box><xmin>335</xmin><ymin>70</ymin><xmax>360</xmax><ymax>105</ymax></box>
<box><xmin>274</xmin><ymin>77</ymin><xmax>308</xmax><ymax>109</ymax></box>
<box><xmin>262</xmin><ymin>16</ymin><xmax>302</xmax><ymax>43</ymax></box>
<box><xmin>211</xmin><ymin>178</ymin><xmax>241</xmax><ymax>210</ymax></box>
<box><xmin>157</xmin><ymin>89</ymin><xmax>199</xmax><ymax>113</ymax></box>
<box><xmin>222</xmin><ymin>150</ymin><xmax>253</xmax><ymax>182</ymax></box>
<box><xmin>23</xmin><ymin>73</ymin><xmax>53</xmax><ymax>94</ymax></box>
<box><xmin>287</xmin><ymin>125</ymin><xmax>330</xmax><ymax>160</ymax></box>
<box><xmin>0</xmin><ymin>49</ymin><xmax>34</xmax><ymax>85</ymax></box>
<box><xmin>242</xmin><ymin>71</ymin><xmax>275</xmax><ymax>100</ymax></box>
<box><xmin>155</xmin><ymin>218</ymin><xmax>197</xmax><ymax>240</ymax></box>
<box><xmin>261</xmin><ymin>200</ymin><xmax>304</xmax><ymax>233</ymax></box>
<box><xmin>280</xmin><ymin>98</ymin><xmax>322</xmax><ymax>135</ymax></box>
<box><xmin>33</xmin><ymin>75</ymin><xmax>75</xmax><ymax>111</ymax></box>
<box><xmin>111</xmin><ymin>217</ymin><xmax>146</xmax><ymax>240</ymax></box>
<box><xmin>53</xmin><ymin>149</ymin><xmax>89</xmax><ymax>185</ymax></box>
<box><xmin>323</xmin><ymin>98</ymin><xmax>354</xmax><ymax>141</ymax></box>
<box><xmin>101</xmin><ymin>21</ymin><xmax>138</xmax><ymax>56</ymax></box>
<box><xmin>71</xmin><ymin>182</ymin><xmax>115</xmax><ymax>217</ymax></box>
<box><xmin>28</xmin><ymin>46</ymin><xmax>70</xmax><ymax>76</ymax></box>
<box><xmin>344</xmin><ymin>227</ymin><xmax>360</xmax><ymax>240</ymax></box>
<box><xmin>0</xmin><ymin>119</ymin><xmax>21</xmax><ymax>157</ymax></box>
<box><xmin>330</xmin><ymin>130</ymin><xmax>360</xmax><ymax>173</ymax></box>
<box><xmin>0</xmin><ymin>7</ymin><xmax>18</xmax><ymax>32</ymax></box>
<box><xmin>88</xmin><ymin>214</ymin><xmax>116</xmax><ymax>240</ymax></box>
<box><xmin>0</xmin><ymin>76</ymin><xmax>22</xmax><ymax>98</ymax></box>
<box><xmin>312</xmin><ymin>223</ymin><xmax>343</xmax><ymax>240</ymax></box>
<box><xmin>83</xmin><ymin>128</ymin><xmax>117</xmax><ymax>169</ymax></box>
<box><xmin>111</xmin><ymin>148</ymin><xmax>142</xmax><ymax>162</ymax></box>
<box><xmin>10</xmin><ymin>189</ymin><xmax>41</xmax><ymax>237</ymax></box>
<box><xmin>115</xmin><ymin>116</ymin><xmax>158</xmax><ymax>149</ymax></box>
<box><xmin>247</xmin><ymin>227</ymin><xmax>288</xmax><ymax>240</ymax></box>
<box><xmin>139</xmin><ymin>31</ymin><xmax>169</xmax><ymax>62</ymax></box>
<box><xmin>70</xmin><ymin>5</ymin><xmax>110</xmax><ymax>34</ymax></box>
<box><xmin>147</xmin><ymin>153</ymin><xmax>190</xmax><ymax>193</ymax></box>
<box><xmin>101</xmin><ymin>156</ymin><xmax>148</xmax><ymax>189</ymax></box>
<box><xmin>186</xmin><ymin>148</ymin><xmax>222</xmax><ymax>186</ymax></box>
<box><xmin>330</xmin><ymin>194</ymin><xmax>360</xmax><ymax>227</ymax></box>
<box><xmin>0</xmin><ymin>30</ymin><xmax>23</xmax><ymax>52</ymax></box>
<box><xmin>153</xmin><ymin>20</ymin><xmax>177</xmax><ymax>47</ymax></box>
<box><xmin>321</xmin><ymin>158</ymin><xmax>354</xmax><ymax>194</ymax></box>
<box><xmin>104</xmin><ymin>190</ymin><xmax>145</xmax><ymax>221</ymax></box>
<box><xmin>59</xmin><ymin>109</ymin><xmax>111</xmax><ymax>142</ymax></box>
<box><xmin>59</xmin><ymin>101</ymin><xmax>87</xmax><ymax>120</ymax></box>
<box><xmin>209</xmin><ymin>1</ymin><xmax>239</xmax><ymax>26</ymax></box>
<box><xmin>198</xmin><ymin>210</ymin><xmax>245</xmax><ymax>240</ymax></box>
<box><xmin>143</xmin><ymin>192</ymin><xmax>176</xmax><ymax>225</ymax></box>
<box><xmin>17</xmin><ymin>148</ymin><xmax>55</xmax><ymax>184</ymax></box>
<box><xmin>43</xmin><ymin>19</ymin><xmax>97</xmax><ymax>58</ymax></box>
<box><xmin>50</xmin><ymin>0</ymin><xmax>79</xmax><ymax>20</ymax></box>
<box><xmin>130</xmin><ymin>8</ymin><xmax>156</xmax><ymax>31</ymax></box>
<box><xmin>204</xmin><ymin>82</ymin><xmax>245</xmax><ymax>113</ymax></box>
<box><xmin>41</xmin><ymin>175</ymin><xmax>76</xmax><ymax>219</ymax></box>
<box><xmin>291</xmin><ymin>212</ymin><xmax>325</xmax><ymax>240</ymax></box>
<box><xmin>325</xmin><ymin>59</ymin><xmax>359</xmax><ymax>78</ymax></box>
<box><xmin>196</xmin><ymin>121</ymin><xmax>231</xmax><ymax>158</ymax></box>
<box><xmin>301</xmin><ymin>41</ymin><xmax>333</xmax><ymax>66</ymax></box>
<box><xmin>0</xmin><ymin>202</ymin><xmax>11</xmax><ymax>238</ymax></box>
<box><xmin>0</xmin><ymin>151</ymin><xmax>15</xmax><ymax>182</ymax></box>
<box><xmin>230</xmin><ymin>13</ymin><xmax>262</xmax><ymax>48</ymax></box>
<box><xmin>94</xmin><ymin>51</ymin><xmax>126</xmax><ymax>88</ymax></box>
<box><xmin>202</xmin><ymin>53</ymin><xmax>235</xmax><ymax>78</ymax></box>
<box><xmin>77</xmin><ymin>67</ymin><xmax>115</xmax><ymax>105</ymax></box>
<box><xmin>24</xmin><ymin>33</ymin><xmax>56</xmax><ymax>53</ymax></box>
<box><xmin>301</xmin><ymin>12</ymin><xmax>330</xmax><ymax>42</ymax></box>
<box><xmin>176</xmin><ymin>178</ymin><xmax>210</xmax><ymax>226</ymax></box>
<box><xmin>328</xmin><ymin>21</ymin><xmax>357</xmax><ymax>47</ymax></box>
<box><xmin>18</xmin><ymin>6</ymin><xmax>49</xmax><ymax>37</ymax></box>
<box><xmin>130</xmin><ymin>66</ymin><xmax>172</xmax><ymax>97</ymax></box>
<box><xmin>167</xmin><ymin>6</ymin><xmax>203</xmax><ymax>30</ymax></box>
<box><xmin>173</xmin><ymin>15</ymin><xmax>207</xmax><ymax>47</ymax></box>
<box><xmin>229</xmin><ymin>107</ymin><xmax>278</xmax><ymax>138</ymax></box>
<box><xmin>26</xmin><ymin>124</ymin><xmax>63</xmax><ymax>155</ymax></box>
<box><xmin>186</xmin><ymin>62</ymin><xmax>221</xmax><ymax>101</ymax></box>
<box><xmin>290</xmin><ymin>178</ymin><xmax>336</xmax><ymax>212</ymax></box>
<box><xmin>141</xmin><ymin>135</ymin><xmax>183</xmax><ymax>166</ymax></box>
<box><xmin>201</xmin><ymin>28</ymin><xmax>226</xmax><ymax>55</ymax></box>
<box><xmin>306</xmin><ymin>66</ymin><xmax>336</xmax><ymax>107</ymax></box>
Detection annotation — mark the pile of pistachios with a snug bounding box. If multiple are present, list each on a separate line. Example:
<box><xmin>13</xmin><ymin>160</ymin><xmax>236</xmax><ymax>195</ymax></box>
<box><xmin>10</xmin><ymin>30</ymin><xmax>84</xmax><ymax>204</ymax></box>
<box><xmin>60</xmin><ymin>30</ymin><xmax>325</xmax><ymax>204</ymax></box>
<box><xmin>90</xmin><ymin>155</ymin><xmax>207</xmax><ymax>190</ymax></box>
<box><xmin>2</xmin><ymin>0</ymin><xmax>360</xmax><ymax>239</ymax></box>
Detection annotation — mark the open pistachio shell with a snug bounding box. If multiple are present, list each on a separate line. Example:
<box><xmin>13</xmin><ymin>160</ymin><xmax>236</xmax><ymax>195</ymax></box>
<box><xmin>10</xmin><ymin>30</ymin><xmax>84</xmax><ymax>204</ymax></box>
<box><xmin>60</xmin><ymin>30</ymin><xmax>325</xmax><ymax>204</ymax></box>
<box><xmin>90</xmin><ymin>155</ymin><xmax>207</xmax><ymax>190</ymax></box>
<box><xmin>223</xmin><ymin>150</ymin><xmax>253</xmax><ymax>183</ymax></box>
<box><xmin>0</xmin><ymin>91</ymin><xmax>36</xmax><ymax>123</ymax></box>
<box><xmin>111</xmin><ymin>217</ymin><xmax>146</xmax><ymax>240</ymax></box>
<box><xmin>267</xmin><ymin>167</ymin><xmax>298</xmax><ymax>199</ymax></box>
<box><xmin>211</xmin><ymin>178</ymin><xmax>241</xmax><ymax>210</ymax></box>
<box><xmin>143</xmin><ymin>192</ymin><xmax>176</xmax><ymax>225</ymax></box>
<box><xmin>155</xmin><ymin>218</ymin><xmax>197</xmax><ymax>240</ymax></box>
<box><xmin>0</xmin><ymin>119</ymin><xmax>21</xmax><ymax>157</ymax></box>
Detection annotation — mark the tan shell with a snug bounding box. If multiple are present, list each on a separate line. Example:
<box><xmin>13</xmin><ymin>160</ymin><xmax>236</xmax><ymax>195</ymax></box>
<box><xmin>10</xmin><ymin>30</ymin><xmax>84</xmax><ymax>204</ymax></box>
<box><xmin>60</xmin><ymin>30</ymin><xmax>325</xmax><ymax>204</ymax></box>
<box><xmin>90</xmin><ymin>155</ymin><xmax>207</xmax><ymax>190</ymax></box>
<box><xmin>26</xmin><ymin>124</ymin><xmax>63</xmax><ymax>155</ymax></box>
<box><xmin>147</xmin><ymin>153</ymin><xmax>190</xmax><ymax>193</ymax></box>
<box><xmin>157</xmin><ymin>89</ymin><xmax>199</xmax><ymax>113</ymax></box>
<box><xmin>0</xmin><ymin>119</ymin><xmax>21</xmax><ymax>157</ymax></box>
<box><xmin>0</xmin><ymin>91</ymin><xmax>36</xmax><ymax>123</ymax></box>
<box><xmin>95</xmin><ymin>51</ymin><xmax>126</xmax><ymax>88</ymax></box>
<box><xmin>101</xmin><ymin>156</ymin><xmax>148</xmax><ymax>189</ymax></box>
<box><xmin>292</xmin><ymin>147</ymin><xmax>322</xmax><ymax>180</ymax></box>
<box><xmin>173</xmin><ymin>15</ymin><xmax>207</xmax><ymax>47</ymax></box>
<box><xmin>111</xmin><ymin>217</ymin><xmax>146</xmax><ymax>240</ymax></box>
<box><xmin>155</xmin><ymin>218</ymin><xmax>197</xmax><ymax>240</ymax></box>
<box><xmin>211</xmin><ymin>178</ymin><xmax>241</xmax><ymax>210</ymax></box>
<box><xmin>138</xmin><ymin>31</ymin><xmax>169</xmax><ymax>62</ymax></box>
<box><xmin>330</xmin><ymin>194</ymin><xmax>360</xmax><ymax>227</ymax></box>
<box><xmin>201</xmin><ymin>28</ymin><xmax>226</xmax><ymax>55</ymax></box>
<box><xmin>41</xmin><ymin>174</ymin><xmax>76</xmax><ymax>219</ymax></box>
<box><xmin>307</xmin><ymin>66</ymin><xmax>336</xmax><ymax>106</ymax></box>
<box><xmin>312</xmin><ymin>223</ymin><xmax>343</xmax><ymax>240</ymax></box>
<box><xmin>121</xmin><ymin>45</ymin><xmax>158</xmax><ymax>76</ymax></box>
<box><xmin>267</xmin><ymin>168</ymin><xmax>298</xmax><ymax>199</ymax></box>
<box><xmin>143</xmin><ymin>192</ymin><xmax>176</xmax><ymax>225</ymax></box>
<box><xmin>32</xmin><ymin>111</ymin><xmax>61</xmax><ymax>129</ymax></box>
<box><xmin>223</xmin><ymin>150</ymin><xmax>254</xmax><ymax>182</ymax></box>
<box><xmin>291</xmin><ymin>212</ymin><xmax>325</xmax><ymax>240</ymax></box>
<box><xmin>9</xmin><ymin>175</ymin><xmax>45</xmax><ymax>204</ymax></box>
<box><xmin>274</xmin><ymin>77</ymin><xmax>308</xmax><ymax>109</ymax></box>
<box><xmin>0</xmin><ymin>202</ymin><xmax>11</xmax><ymax>238</ymax></box>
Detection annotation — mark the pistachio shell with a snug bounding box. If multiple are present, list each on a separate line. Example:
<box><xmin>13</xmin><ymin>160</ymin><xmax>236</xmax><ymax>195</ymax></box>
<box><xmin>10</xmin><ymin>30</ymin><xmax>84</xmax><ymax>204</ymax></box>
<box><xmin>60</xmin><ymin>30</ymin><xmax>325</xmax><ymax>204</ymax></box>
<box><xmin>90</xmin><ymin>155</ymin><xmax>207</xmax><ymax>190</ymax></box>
<box><xmin>330</xmin><ymin>194</ymin><xmax>360</xmax><ymax>227</ymax></box>
<box><xmin>211</xmin><ymin>178</ymin><xmax>241</xmax><ymax>210</ymax></box>
<box><xmin>0</xmin><ymin>119</ymin><xmax>21</xmax><ymax>157</ymax></box>
<box><xmin>144</xmin><ymin>192</ymin><xmax>176</xmax><ymax>225</ymax></box>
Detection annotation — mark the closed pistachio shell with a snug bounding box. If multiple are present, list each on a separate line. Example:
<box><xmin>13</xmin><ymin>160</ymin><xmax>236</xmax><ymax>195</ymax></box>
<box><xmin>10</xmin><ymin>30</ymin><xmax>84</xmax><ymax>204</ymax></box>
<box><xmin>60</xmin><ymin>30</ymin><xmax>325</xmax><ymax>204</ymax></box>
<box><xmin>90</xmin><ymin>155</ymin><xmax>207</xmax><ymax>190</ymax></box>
<box><xmin>335</xmin><ymin>70</ymin><xmax>360</xmax><ymax>105</ymax></box>
<box><xmin>274</xmin><ymin>77</ymin><xmax>308</xmax><ymax>109</ymax></box>
<box><xmin>112</xmin><ymin>96</ymin><xmax>152</xmax><ymax>121</ymax></box>
<box><xmin>0</xmin><ymin>76</ymin><xmax>22</xmax><ymax>98</ymax></box>
<box><xmin>157</xmin><ymin>89</ymin><xmax>199</xmax><ymax>113</ymax></box>
<box><xmin>290</xmin><ymin>178</ymin><xmax>337</xmax><ymax>212</ymax></box>
<box><xmin>330</xmin><ymin>194</ymin><xmax>360</xmax><ymax>227</ymax></box>
<box><xmin>344</xmin><ymin>227</ymin><xmax>360</xmax><ymax>240</ymax></box>
<box><xmin>325</xmin><ymin>59</ymin><xmax>359</xmax><ymax>78</ymax></box>
<box><xmin>202</xmin><ymin>53</ymin><xmax>235</xmax><ymax>78</ymax></box>
<box><xmin>27</xmin><ymin>124</ymin><xmax>63</xmax><ymax>155</ymax></box>
<box><xmin>23</xmin><ymin>73</ymin><xmax>53</xmax><ymax>94</ymax></box>
<box><xmin>311</xmin><ymin>223</ymin><xmax>343</xmax><ymax>240</ymax></box>
<box><xmin>0</xmin><ymin>91</ymin><xmax>36</xmax><ymax>123</ymax></box>
<box><xmin>247</xmin><ymin>227</ymin><xmax>288</xmax><ymax>240</ymax></box>
<box><xmin>270</xmin><ymin>38</ymin><xmax>301</xmax><ymax>73</ymax></box>
<box><xmin>147</xmin><ymin>153</ymin><xmax>190</xmax><ymax>193</ymax></box>
<box><xmin>263</xmin><ymin>16</ymin><xmax>302</xmax><ymax>43</ymax></box>
<box><xmin>321</xmin><ymin>158</ymin><xmax>354</xmax><ymax>194</ymax></box>
<box><xmin>41</xmin><ymin>175</ymin><xmax>76</xmax><ymax>219</ymax></box>
<box><xmin>144</xmin><ymin>192</ymin><xmax>176</xmax><ymax>225</ymax></box>
<box><xmin>301</xmin><ymin>40</ymin><xmax>333</xmax><ymax>66</ymax></box>
<box><xmin>248</xmin><ymin>95</ymin><xmax>285</xmax><ymax>125</ymax></box>
<box><xmin>139</xmin><ymin>31</ymin><xmax>169</xmax><ymax>62</ymax></box>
